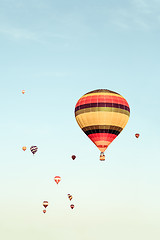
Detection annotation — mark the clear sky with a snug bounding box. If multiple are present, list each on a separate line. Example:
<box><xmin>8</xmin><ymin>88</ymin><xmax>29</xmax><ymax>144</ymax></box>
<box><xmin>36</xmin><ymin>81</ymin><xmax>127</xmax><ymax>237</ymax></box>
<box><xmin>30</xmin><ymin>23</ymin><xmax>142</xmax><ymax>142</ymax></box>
<box><xmin>0</xmin><ymin>0</ymin><xmax>160</xmax><ymax>239</ymax></box>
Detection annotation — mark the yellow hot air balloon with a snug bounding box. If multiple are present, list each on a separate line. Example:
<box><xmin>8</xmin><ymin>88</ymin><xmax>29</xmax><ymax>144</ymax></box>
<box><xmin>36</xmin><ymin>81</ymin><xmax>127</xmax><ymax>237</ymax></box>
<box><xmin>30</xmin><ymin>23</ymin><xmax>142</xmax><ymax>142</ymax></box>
<box><xmin>22</xmin><ymin>146</ymin><xmax>27</xmax><ymax>151</ymax></box>
<box><xmin>75</xmin><ymin>89</ymin><xmax>130</xmax><ymax>161</ymax></box>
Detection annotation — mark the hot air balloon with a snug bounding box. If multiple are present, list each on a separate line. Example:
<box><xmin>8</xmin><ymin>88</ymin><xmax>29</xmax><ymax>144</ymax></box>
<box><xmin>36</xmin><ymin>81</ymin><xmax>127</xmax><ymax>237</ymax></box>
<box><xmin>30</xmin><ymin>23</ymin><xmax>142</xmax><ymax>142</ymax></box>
<box><xmin>75</xmin><ymin>89</ymin><xmax>130</xmax><ymax>161</ymax></box>
<box><xmin>135</xmin><ymin>133</ymin><xmax>140</xmax><ymax>138</ymax></box>
<box><xmin>30</xmin><ymin>146</ymin><xmax>38</xmax><ymax>155</ymax></box>
<box><xmin>54</xmin><ymin>176</ymin><xmax>61</xmax><ymax>184</ymax></box>
<box><xmin>22</xmin><ymin>90</ymin><xmax>25</xmax><ymax>94</ymax></box>
<box><xmin>68</xmin><ymin>194</ymin><xmax>73</xmax><ymax>201</ymax></box>
<box><xmin>43</xmin><ymin>201</ymin><xmax>48</xmax><ymax>208</ymax></box>
<box><xmin>71</xmin><ymin>155</ymin><xmax>76</xmax><ymax>160</ymax></box>
<box><xmin>70</xmin><ymin>204</ymin><xmax>74</xmax><ymax>209</ymax></box>
<box><xmin>43</xmin><ymin>209</ymin><xmax>46</xmax><ymax>214</ymax></box>
<box><xmin>22</xmin><ymin>146</ymin><xmax>27</xmax><ymax>151</ymax></box>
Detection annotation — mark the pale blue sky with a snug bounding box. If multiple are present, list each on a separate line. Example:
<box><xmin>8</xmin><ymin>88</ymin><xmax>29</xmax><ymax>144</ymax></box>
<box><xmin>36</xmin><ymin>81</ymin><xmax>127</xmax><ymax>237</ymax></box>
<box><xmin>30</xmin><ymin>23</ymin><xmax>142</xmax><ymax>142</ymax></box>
<box><xmin>0</xmin><ymin>0</ymin><xmax>160</xmax><ymax>240</ymax></box>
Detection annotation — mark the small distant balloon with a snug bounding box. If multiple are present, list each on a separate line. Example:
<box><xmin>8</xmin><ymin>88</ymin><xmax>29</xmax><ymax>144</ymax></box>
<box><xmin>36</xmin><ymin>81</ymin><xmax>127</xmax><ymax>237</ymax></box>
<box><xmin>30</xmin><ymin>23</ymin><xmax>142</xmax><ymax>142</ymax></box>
<box><xmin>43</xmin><ymin>209</ymin><xmax>46</xmax><ymax>214</ymax></box>
<box><xmin>71</xmin><ymin>155</ymin><xmax>76</xmax><ymax>160</ymax></box>
<box><xmin>43</xmin><ymin>201</ymin><xmax>48</xmax><ymax>208</ymax></box>
<box><xmin>22</xmin><ymin>90</ymin><xmax>25</xmax><ymax>94</ymax></box>
<box><xmin>68</xmin><ymin>194</ymin><xmax>73</xmax><ymax>201</ymax></box>
<box><xmin>30</xmin><ymin>146</ymin><xmax>38</xmax><ymax>155</ymax></box>
<box><xmin>70</xmin><ymin>204</ymin><xmax>74</xmax><ymax>209</ymax></box>
<box><xmin>22</xmin><ymin>146</ymin><xmax>27</xmax><ymax>151</ymax></box>
<box><xmin>54</xmin><ymin>176</ymin><xmax>61</xmax><ymax>184</ymax></box>
<box><xmin>135</xmin><ymin>133</ymin><xmax>140</xmax><ymax>138</ymax></box>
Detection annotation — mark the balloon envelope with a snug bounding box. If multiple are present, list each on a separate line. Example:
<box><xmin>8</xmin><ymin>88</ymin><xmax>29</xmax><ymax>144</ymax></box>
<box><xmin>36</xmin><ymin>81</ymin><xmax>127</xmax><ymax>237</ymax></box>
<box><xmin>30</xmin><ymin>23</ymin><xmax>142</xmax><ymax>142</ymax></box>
<box><xmin>54</xmin><ymin>176</ymin><xmax>61</xmax><ymax>184</ymax></box>
<box><xmin>70</xmin><ymin>204</ymin><xmax>74</xmax><ymax>209</ymax></box>
<box><xmin>71</xmin><ymin>155</ymin><xmax>76</xmax><ymax>160</ymax></box>
<box><xmin>75</xmin><ymin>89</ymin><xmax>130</xmax><ymax>160</ymax></box>
<box><xmin>68</xmin><ymin>194</ymin><xmax>73</xmax><ymax>201</ymax></box>
<box><xmin>43</xmin><ymin>209</ymin><xmax>46</xmax><ymax>214</ymax></box>
<box><xmin>22</xmin><ymin>90</ymin><xmax>25</xmax><ymax>94</ymax></box>
<box><xmin>135</xmin><ymin>133</ymin><xmax>140</xmax><ymax>138</ymax></box>
<box><xmin>22</xmin><ymin>146</ymin><xmax>27</xmax><ymax>151</ymax></box>
<box><xmin>43</xmin><ymin>201</ymin><xmax>48</xmax><ymax>208</ymax></box>
<box><xmin>30</xmin><ymin>146</ymin><xmax>38</xmax><ymax>155</ymax></box>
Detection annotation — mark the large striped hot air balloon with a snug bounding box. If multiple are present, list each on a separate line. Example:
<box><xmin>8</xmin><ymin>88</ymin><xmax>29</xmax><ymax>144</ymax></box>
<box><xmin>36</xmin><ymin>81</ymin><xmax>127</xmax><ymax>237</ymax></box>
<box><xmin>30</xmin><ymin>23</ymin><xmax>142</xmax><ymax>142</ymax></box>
<box><xmin>75</xmin><ymin>89</ymin><xmax>130</xmax><ymax>161</ymax></box>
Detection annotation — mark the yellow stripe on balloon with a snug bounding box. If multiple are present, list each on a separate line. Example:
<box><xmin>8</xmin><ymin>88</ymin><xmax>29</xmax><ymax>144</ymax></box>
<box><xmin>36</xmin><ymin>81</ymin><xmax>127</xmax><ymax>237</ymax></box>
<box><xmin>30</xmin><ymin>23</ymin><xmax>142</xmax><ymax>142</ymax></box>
<box><xmin>76</xmin><ymin>112</ymin><xmax>129</xmax><ymax>129</ymax></box>
<box><xmin>75</xmin><ymin>107</ymin><xmax>130</xmax><ymax>117</ymax></box>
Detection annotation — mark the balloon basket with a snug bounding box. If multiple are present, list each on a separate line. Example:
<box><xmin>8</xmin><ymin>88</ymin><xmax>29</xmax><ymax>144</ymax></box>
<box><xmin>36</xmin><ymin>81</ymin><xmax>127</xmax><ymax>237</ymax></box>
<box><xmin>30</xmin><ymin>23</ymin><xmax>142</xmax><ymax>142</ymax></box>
<box><xmin>100</xmin><ymin>153</ymin><xmax>105</xmax><ymax>161</ymax></box>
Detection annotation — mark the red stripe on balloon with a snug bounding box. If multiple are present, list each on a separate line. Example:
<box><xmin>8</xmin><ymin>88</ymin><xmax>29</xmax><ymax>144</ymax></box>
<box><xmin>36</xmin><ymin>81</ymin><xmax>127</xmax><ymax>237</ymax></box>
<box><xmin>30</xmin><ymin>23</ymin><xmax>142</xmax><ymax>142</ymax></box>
<box><xmin>75</xmin><ymin>95</ymin><xmax>129</xmax><ymax>108</ymax></box>
<box><xmin>88</xmin><ymin>133</ymin><xmax>117</xmax><ymax>143</ymax></box>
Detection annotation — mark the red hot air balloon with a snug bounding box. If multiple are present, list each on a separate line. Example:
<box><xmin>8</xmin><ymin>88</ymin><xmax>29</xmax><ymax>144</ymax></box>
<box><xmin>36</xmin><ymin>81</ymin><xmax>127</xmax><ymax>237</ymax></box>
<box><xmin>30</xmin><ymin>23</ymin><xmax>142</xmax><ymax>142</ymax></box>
<box><xmin>54</xmin><ymin>176</ymin><xmax>61</xmax><ymax>184</ymax></box>
<box><xmin>71</xmin><ymin>155</ymin><xmax>76</xmax><ymax>160</ymax></box>
<box><xmin>43</xmin><ymin>209</ymin><xmax>46</xmax><ymax>214</ymax></box>
<box><xmin>135</xmin><ymin>133</ymin><xmax>140</xmax><ymax>138</ymax></box>
<box><xmin>22</xmin><ymin>90</ymin><xmax>25</xmax><ymax>94</ymax></box>
<box><xmin>70</xmin><ymin>204</ymin><xmax>74</xmax><ymax>209</ymax></box>
<box><xmin>43</xmin><ymin>201</ymin><xmax>48</xmax><ymax>208</ymax></box>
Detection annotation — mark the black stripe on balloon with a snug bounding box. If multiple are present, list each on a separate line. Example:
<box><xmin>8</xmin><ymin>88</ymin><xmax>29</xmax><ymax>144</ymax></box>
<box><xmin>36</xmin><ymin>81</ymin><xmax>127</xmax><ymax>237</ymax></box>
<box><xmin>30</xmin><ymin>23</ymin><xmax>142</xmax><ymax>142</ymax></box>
<box><xmin>82</xmin><ymin>125</ymin><xmax>123</xmax><ymax>132</ymax></box>
<box><xmin>84</xmin><ymin>129</ymin><xmax>120</xmax><ymax>136</ymax></box>
<box><xmin>75</xmin><ymin>103</ymin><xmax>130</xmax><ymax>112</ymax></box>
